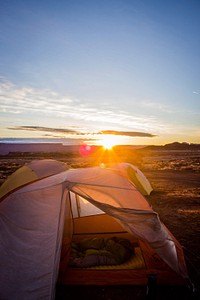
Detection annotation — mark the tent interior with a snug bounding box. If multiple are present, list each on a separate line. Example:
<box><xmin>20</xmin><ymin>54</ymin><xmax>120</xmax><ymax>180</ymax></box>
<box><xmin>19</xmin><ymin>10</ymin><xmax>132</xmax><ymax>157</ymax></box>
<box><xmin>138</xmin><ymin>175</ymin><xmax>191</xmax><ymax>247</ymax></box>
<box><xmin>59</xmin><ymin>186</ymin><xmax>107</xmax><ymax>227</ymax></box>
<box><xmin>58</xmin><ymin>191</ymin><xmax>187</xmax><ymax>287</ymax></box>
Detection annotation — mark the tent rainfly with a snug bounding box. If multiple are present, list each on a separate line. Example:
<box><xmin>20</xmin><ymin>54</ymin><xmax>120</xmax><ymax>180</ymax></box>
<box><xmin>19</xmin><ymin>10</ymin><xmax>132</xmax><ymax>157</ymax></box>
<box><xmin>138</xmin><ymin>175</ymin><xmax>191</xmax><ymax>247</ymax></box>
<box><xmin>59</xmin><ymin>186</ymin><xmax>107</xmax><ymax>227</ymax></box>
<box><xmin>0</xmin><ymin>160</ymin><xmax>192</xmax><ymax>300</ymax></box>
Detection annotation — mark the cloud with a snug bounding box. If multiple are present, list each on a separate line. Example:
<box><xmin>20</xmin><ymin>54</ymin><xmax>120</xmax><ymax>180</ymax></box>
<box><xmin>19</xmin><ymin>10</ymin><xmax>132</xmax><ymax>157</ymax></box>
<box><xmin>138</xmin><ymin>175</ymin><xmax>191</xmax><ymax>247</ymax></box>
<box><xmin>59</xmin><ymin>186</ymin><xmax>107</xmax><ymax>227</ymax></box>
<box><xmin>8</xmin><ymin>125</ymin><xmax>85</xmax><ymax>135</ymax></box>
<box><xmin>0</xmin><ymin>78</ymin><xmax>164</xmax><ymax>134</ymax></box>
<box><xmin>8</xmin><ymin>125</ymin><xmax>156</xmax><ymax>139</ymax></box>
<box><xmin>98</xmin><ymin>130</ymin><xmax>156</xmax><ymax>138</ymax></box>
<box><xmin>0</xmin><ymin>80</ymin><xmax>73</xmax><ymax>115</ymax></box>
<box><xmin>140</xmin><ymin>100</ymin><xmax>173</xmax><ymax>113</ymax></box>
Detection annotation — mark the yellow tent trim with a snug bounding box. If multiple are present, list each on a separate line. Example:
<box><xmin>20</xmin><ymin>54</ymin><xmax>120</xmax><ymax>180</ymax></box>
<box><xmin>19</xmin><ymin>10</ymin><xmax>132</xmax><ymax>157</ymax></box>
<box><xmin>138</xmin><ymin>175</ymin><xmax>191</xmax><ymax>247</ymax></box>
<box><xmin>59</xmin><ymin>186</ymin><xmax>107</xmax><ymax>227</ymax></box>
<box><xmin>0</xmin><ymin>166</ymin><xmax>38</xmax><ymax>199</ymax></box>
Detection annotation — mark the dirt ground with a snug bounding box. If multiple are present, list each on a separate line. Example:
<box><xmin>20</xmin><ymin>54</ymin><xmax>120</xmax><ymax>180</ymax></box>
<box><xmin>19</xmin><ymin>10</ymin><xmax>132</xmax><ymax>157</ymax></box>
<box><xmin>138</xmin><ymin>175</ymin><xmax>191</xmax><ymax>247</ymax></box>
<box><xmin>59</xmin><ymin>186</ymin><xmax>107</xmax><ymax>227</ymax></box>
<box><xmin>0</xmin><ymin>148</ymin><xmax>200</xmax><ymax>299</ymax></box>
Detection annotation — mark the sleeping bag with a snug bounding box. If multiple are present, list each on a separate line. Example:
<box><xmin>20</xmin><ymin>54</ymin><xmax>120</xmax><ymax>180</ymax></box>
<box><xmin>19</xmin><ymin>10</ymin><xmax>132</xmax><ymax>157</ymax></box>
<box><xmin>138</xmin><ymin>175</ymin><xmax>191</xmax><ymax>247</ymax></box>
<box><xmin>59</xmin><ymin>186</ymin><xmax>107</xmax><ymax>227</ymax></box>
<box><xmin>68</xmin><ymin>237</ymin><xmax>134</xmax><ymax>268</ymax></box>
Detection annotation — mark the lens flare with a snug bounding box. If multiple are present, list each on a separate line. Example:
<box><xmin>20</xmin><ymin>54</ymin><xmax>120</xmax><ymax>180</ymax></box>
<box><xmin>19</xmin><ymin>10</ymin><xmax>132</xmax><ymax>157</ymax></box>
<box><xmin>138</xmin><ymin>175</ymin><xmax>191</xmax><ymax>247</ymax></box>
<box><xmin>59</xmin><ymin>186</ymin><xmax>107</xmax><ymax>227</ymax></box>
<box><xmin>79</xmin><ymin>144</ymin><xmax>93</xmax><ymax>156</ymax></box>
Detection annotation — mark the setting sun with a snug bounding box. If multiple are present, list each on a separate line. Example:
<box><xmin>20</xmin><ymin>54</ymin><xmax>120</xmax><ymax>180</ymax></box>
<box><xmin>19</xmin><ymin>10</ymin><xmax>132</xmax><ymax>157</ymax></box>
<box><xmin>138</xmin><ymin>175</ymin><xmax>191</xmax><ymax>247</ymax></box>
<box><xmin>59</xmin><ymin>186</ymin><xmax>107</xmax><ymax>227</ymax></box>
<box><xmin>100</xmin><ymin>135</ymin><xmax>120</xmax><ymax>149</ymax></box>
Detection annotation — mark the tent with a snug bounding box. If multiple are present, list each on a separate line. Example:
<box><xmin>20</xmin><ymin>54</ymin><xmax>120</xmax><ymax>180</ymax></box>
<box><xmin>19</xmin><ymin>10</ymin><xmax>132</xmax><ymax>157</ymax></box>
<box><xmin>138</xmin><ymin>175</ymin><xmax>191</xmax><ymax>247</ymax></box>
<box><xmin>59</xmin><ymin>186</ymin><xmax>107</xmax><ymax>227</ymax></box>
<box><xmin>0</xmin><ymin>160</ymin><xmax>191</xmax><ymax>300</ymax></box>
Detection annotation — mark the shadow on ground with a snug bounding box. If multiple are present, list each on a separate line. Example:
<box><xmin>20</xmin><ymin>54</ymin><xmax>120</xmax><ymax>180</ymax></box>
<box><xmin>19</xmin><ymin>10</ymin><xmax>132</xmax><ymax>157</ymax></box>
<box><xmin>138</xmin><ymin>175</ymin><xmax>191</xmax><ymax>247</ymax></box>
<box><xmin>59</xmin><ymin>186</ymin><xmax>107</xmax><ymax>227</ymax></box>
<box><xmin>55</xmin><ymin>284</ymin><xmax>199</xmax><ymax>300</ymax></box>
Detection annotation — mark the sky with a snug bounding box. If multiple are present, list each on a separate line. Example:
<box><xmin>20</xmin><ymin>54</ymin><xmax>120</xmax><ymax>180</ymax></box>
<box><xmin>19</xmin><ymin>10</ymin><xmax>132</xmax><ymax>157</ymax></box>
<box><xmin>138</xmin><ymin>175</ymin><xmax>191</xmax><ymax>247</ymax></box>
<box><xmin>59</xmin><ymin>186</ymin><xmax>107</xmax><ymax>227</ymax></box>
<box><xmin>0</xmin><ymin>0</ymin><xmax>200</xmax><ymax>146</ymax></box>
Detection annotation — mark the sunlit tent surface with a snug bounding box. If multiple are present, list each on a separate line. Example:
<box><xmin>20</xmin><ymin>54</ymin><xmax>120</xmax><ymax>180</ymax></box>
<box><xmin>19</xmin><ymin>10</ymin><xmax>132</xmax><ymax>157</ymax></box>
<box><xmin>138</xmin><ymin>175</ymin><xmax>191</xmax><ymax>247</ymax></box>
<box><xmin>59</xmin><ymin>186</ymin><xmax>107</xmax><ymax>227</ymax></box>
<box><xmin>109</xmin><ymin>162</ymin><xmax>153</xmax><ymax>196</ymax></box>
<box><xmin>0</xmin><ymin>159</ymin><xmax>69</xmax><ymax>199</ymax></box>
<box><xmin>0</xmin><ymin>160</ymin><xmax>190</xmax><ymax>300</ymax></box>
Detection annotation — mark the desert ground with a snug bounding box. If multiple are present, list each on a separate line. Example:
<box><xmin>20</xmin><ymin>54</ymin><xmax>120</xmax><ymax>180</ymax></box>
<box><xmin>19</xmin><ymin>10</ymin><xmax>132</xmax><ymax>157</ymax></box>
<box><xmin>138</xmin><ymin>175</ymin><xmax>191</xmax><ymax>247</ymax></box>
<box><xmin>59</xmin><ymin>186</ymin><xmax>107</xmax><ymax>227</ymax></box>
<box><xmin>0</xmin><ymin>146</ymin><xmax>200</xmax><ymax>299</ymax></box>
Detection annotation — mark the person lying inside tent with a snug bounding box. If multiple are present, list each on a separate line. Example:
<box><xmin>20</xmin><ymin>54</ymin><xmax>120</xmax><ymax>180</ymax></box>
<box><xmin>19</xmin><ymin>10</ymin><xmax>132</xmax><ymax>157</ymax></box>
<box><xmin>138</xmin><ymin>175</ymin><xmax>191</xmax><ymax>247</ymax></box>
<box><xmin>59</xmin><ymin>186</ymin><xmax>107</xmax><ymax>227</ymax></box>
<box><xmin>68</xmin><ymin>237</ymin><xmax>134</xmax><ymax>268</ymax></box>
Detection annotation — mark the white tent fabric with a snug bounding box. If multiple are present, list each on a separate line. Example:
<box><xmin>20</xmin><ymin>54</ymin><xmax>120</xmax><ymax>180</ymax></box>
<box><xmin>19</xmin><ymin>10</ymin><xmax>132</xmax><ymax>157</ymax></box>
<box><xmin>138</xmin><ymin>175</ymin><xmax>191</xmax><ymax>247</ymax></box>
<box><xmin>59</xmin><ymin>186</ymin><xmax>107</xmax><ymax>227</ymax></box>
<box><xmin>0</xmin><ymin>184</ymin><xmax>66</xmax><ymax>300</ymax></box>
<box><xmin>0</xmin><ymin>165</ymin><xmax>188</xmax><ymax>300</ymax></box>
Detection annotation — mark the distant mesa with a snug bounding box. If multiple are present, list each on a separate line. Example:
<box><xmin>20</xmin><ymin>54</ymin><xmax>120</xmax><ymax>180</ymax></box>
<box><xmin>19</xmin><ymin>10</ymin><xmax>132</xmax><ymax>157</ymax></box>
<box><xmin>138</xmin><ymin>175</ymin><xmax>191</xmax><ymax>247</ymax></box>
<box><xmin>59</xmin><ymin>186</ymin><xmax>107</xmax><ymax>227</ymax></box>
<box><xmin>0</xmin><ymin>141</ymin><xmax>199</xmax><ymax>155</ymax></box>
<box><xmin>0</xmin><ymin>143</ymin><xmax>81</xmax><ymax>155</ymax></box>
<box><xmin>142</xmin><ymin>142</ymin><xmax>200</xmax><ymax>151</ymax></box>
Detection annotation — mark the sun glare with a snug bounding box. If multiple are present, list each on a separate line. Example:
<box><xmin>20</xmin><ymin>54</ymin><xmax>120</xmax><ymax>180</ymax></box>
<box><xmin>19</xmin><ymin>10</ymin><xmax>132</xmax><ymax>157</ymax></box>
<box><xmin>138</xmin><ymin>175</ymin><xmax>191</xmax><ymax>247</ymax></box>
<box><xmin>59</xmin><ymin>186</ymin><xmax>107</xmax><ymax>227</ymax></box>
<box><xmin>100</xmin><ymin>135</ymin><xmax>120</xmax><ymax>150</ymax></box>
